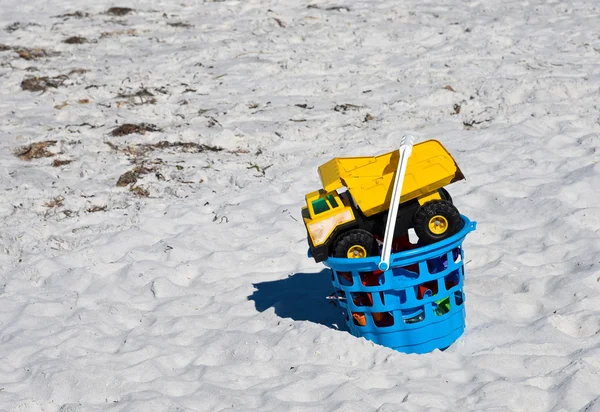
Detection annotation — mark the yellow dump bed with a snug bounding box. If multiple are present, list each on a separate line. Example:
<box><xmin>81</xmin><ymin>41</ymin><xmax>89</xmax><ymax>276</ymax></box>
<box><xmin>318</xmin><ymin>140</ymin><xmax>464</xmax><ymax>217</ymax></box>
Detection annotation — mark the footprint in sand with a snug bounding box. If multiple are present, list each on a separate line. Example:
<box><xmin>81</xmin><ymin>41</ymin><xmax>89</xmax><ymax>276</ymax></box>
<box><xmin>549</xmin><ymin>313</ymin><xmax>600</xmax><ymax>338</ymax></box>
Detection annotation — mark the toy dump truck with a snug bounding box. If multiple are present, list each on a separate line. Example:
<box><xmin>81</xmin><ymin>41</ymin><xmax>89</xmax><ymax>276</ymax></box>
<box><xmin>302</xmin><ymin>139</ymin><xmax>465</xmax><ymax>263</ymax></box>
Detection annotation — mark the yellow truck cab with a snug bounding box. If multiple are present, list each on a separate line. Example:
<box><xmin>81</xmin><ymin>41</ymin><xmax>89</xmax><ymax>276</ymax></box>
<box><xmin>302</xmin><ymin>139</ymin><xmax>465</xmax><ymax>263</ymax></box>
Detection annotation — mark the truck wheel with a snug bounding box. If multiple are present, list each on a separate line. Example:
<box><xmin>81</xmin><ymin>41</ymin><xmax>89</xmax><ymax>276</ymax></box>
<box><xmin>413</xmin><ymin>200</ymin><xmax>462</xmax><ymax>244</ymax></box>
<box><xmin>331</xmin><ymin>229</ymin><xmax>378</xmax><ymax>259</ymax></box>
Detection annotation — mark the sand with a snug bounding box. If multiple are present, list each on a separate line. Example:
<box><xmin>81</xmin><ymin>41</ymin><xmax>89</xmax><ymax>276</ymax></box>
<box><xmin>1</xmin><ymin>0</ymin><xmax>600</xmax><ymax>411</ymax></box>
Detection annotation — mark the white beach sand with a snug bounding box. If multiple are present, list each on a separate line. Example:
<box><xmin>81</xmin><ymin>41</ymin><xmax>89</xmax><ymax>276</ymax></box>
<box><xmin>1</xmin><ymin>0</ymin><xmax>599</xmax><ymax>410</ymax></box>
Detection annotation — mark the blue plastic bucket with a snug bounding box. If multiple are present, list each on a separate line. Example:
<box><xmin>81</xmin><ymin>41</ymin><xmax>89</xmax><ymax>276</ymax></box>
<box><xmin>322</xmin><ymin>215</ymin><xmax>477</xmax><ymax>354</ymax></box>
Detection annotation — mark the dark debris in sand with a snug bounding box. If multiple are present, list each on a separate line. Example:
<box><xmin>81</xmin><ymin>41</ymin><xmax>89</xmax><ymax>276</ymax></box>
<box><xmin>53</xmin><ymin>159</ymin><xmax>73</xmax><ymax>167</ymax></box>
<box><xmin>21</xmin><ymin>75</ymin><xmax>67</xmax><ymax>92</ymax></box>
<box><xmin>167</xmin><ymin>22</ymin><xmax>194</xmax><ymax>28</ymax></box>
<box><xmin>111</xmin><ymin>123</ymin><xmax>162</xmax><ymax>137</ymax></box>
<box><xmin>63</xmin><ymin>36</ymin><xmax>89</xmax><ymax>44</ymax></box>
<box><xmin>16</xmin><ymin>141</ymin><xmax>57</xmax><ymax>160</ymax></box>
<box><xmin>53</xmin><ymin>11</ymin><xmax>90</xmax><ymax>19</ymax></box>
<box><xmin>5</xmin><ymin>22</ymin><xmax>40</xmax><ymax>33</ymax></box>
<box><xmin>106</xmin><ymin>7</ymin><xmax>134</xmax><ymax>16</ymax></box>
<box><xmin>117</xmin><ymin>165</ymin><xmax>154</xmax><ymax>187</ymax></box>
<box><xmin>107</xmin><ymin>141</ymin><xmax>223</xmax><ymax>158</ymax></box>
<box><xmin>0</xmin><ymin>44</ymin><xmax>60</xmax><ymax>60</ymax></box>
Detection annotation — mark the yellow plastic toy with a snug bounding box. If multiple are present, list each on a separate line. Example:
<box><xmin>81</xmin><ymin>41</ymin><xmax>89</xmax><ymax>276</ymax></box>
<box><xmin>302</xmin><ymin>139</ymin><xmax>465</xmax><ymax>263</ymax></box>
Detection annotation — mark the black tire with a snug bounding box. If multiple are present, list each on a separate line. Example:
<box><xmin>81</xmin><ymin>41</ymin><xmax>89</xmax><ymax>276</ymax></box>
<box><xmin>331</xmin><ymin>229</ymin><xmax>378</xmax><ymax>259</ymax></box>
<box><xmin>413</xmin><ymin>200</ymin><xmax>462</xmax><ymax>244</ymax></box>
<box><xmin>438</xmin><ymin>187</ymin><xmax>453</xmax><ymax>204</ymax></box>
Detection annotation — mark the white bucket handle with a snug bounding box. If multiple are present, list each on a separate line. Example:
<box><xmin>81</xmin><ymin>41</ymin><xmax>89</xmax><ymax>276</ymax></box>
<box><xmin>378</xmin><ymin>135</ymin><xmax>415</xmax><ymax>271</ymax></box>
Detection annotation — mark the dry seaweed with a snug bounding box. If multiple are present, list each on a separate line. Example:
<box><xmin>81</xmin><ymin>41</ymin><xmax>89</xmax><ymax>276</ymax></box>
<box><xmin>307</xmin><ymin>5</ymin><xmax>351</xmax><ymax>11</ymax></box>
<box><xmin>363</xmin><ymin>113</ymin><xmax>375</xmax><ymax>122</ymax></box>
<box><xmin>106</xmin><ymin>7</ymin><xmax>134</xmax><ymax>16</ymax></box>
<box><xmin>69</xmin><ymin>68</ymin><xmax>89</xmax><ymax>76</ymax></box>
<box><xmin>53</xmin><ymin>159</ymin><xmax>72</xmax><ymax>167</ymax></box>
<box><xmin>21</xmin><ymin>75</ymin><xmax>67</xmax><ymax>92</ymax></box>
<box><xmin>463</xmin><ymin>118</ymin><xmax>491</xmax><ymax>130</ymax></box>
<box><xmin>116</xmin><ymin>88</ymin><xmax>156</xmax><ymax>105</ymax></box>
<box><xmin>107</xmin><ymin>141</ymin><xmax>223</xmax><ymax>157</ymax></box>
<box><xmin>87</xmin><ymin>205</ymin><xmax>107</xmax><ymax>213</ymax></box>
<box><xmin>247</xmin><ymin>163</ymin><xmax>272</xmax><ymax>176</ymax></box>
<box><xmin>130</xmin><ymin>186</ymin><xmax>149</xmax><ymax>197</ymax></box>
<box><xmin>111</xmin><ymin>123</ymin><xmax>161</xmax><ymax>137</ymax></box>
<box><xmin>117</xmin><ymin>170</ymin><xmax>140</xmax><ymax>186</ymax></box>
<box><xmin>150</xmin><ymin>141</ymin><xmax>223</xmax><ymax>152</ymax></box>
<box><xmin>168</xmin><ymin>22</ymin><xmax>193</xmax><ymax>28</ymax></box>
<box><xmin>326</xmin><ymin>6</ymin><xmax>351</xmax><ymax>11</ymax></box>
<box><xmin>100</xmin><ymin>29</ymin><xmax>138</xmax><ymax>38</ymax></box>
<box><xmin>6</xmin><ymin>22</ymin><xmax>40</xmax><ymax>33</ymax></box>
<box><xmin>273</xmin><ymin>17</ymin><xmax>286</xmax><ymax>28</ymax></box>
<box><xmin>53</xmin><ymin>11</ymin><xmax>90</xmax><ymax>19</ymax></box>
<box><xmin>334</xmin><ymin>103</ymin><xmax>362</xmax><ymax>112</ymax></box>
<box><xmin>207</xmin><ymin>117</ymin><xmax>221</xmax><ymax>128</ymax></box>
<box><xmin>6</xmin><ymin>22</ymin><xmax>21</xmax><ymax>33</ymax></box>
<box><xmin>15</xmin><ymin>47</ymin><xmax>59</xmax><ymax>60</ymax></box>
<box><xmin>116</xmin><ymin>165</ymin><xmax>154</xmax><ymax>187</ymax></box>
<box><xmin>16</xmin><ymin>141</ymin><xmax>57</xmax><ymax>160</ymax></box>
<box><xmin>63</xmin><ymin>36</ymin><xmax>88</xmax><ymax>44</ymax></box>
<box><xmin>43</xmin><ymin>196</ymin><xmax>64</xmax><ymax>208</ymax></box>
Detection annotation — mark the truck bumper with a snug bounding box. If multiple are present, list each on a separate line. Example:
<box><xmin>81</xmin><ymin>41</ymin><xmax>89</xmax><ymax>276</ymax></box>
<box><xmin>307</xmin><ymin>237</ymin><xmax>328</xmax><ymax>263</ymax></box>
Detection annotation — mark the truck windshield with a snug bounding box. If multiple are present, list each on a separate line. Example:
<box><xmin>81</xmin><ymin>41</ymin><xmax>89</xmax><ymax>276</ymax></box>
<box><xmin>326</xmin><ymin>194</ymin><xmax>339</xmax><ymax>208</ymax></box>
<box><xmin>312</xmin><ymin>194</ymin><xmax>339</xmax><ymax>215</ymax></box>
<box><xmin>312</xmin><ymin>198</ymin><xmax>329</xmax><ymax>214</ymax></box>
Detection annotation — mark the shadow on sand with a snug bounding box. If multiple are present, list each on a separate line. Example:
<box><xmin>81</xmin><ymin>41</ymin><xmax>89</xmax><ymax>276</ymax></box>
<box><xmin>248</xmin><ymin>269</ymin><xmax>346</xmax><ymax>330</ymax></box>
